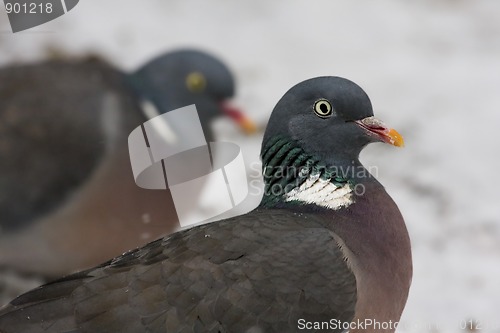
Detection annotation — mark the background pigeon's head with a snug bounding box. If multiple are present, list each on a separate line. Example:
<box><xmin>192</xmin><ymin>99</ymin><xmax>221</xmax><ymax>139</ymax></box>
<box><xmin>133</xmin><ymin>49</ymin><xmax>255</xmax><ymax>139</ymax></box>
<box><xmin>262</xmin><ymin>76</ymin><xmax>403</xmax><ymax>163</ymax></box>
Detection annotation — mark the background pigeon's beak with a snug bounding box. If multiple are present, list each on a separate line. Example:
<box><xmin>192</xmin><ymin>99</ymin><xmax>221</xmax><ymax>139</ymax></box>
<box><xmin>220</xmin><ymin>102</ymin><xmax>258</xmax><ymax>134</ymax></box>
<box><xmin>354</xmin><ymin>116</ymin><xmax>404</xmax><ymax>147</ymax></box>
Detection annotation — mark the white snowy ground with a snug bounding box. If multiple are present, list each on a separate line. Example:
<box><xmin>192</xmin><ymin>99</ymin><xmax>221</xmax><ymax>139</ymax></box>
<box><xmin>1</xmin><ymin>1</ymin><xmax>500</xmax><ymax>332</ymax></box>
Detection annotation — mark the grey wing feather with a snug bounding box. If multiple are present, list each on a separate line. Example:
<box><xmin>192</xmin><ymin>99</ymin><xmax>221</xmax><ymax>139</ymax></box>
<box><xmin>0</xmin><ymin>59</ymin><xmax>140</xmax><ymax>231</ymax></box>
<box><xmin>0</xmin><ymin>209</ymin><xmax>356</xmax><ymax>333</ymax></box>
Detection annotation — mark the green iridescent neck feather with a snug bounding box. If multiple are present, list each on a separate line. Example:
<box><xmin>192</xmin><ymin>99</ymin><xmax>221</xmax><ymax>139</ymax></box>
<box><xmin>259</xmin><ymin>136</ymin><xmax>353</xmax><ymax>208</ymax></box>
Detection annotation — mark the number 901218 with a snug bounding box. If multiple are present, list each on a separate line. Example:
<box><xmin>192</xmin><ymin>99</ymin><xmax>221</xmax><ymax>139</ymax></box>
<box><xmin>5</xmin><ymin>2</ymin><xmax>53</xmax><ymax>14</ymax></box>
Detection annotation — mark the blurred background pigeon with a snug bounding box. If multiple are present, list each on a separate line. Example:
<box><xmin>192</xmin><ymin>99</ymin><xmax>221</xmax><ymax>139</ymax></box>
<box><xmin>0</xmin><ymin>49</ymin><xmax>256</xmax><ymax>285</ymax></box>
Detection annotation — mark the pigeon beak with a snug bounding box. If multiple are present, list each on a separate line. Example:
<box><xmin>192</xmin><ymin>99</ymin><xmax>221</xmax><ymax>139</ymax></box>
<box><xmin>220</xmin><ymin>102</ymin><xmax>258</xmax><ymax>134</ymax></box>
<box><xmin>354</xmin><ymin>116</ymin><xmax>404</xmax><ymax>147</ymax></box>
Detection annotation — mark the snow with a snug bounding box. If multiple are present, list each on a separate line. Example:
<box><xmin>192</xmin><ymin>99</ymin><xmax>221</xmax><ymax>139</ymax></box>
<box><xmin>1</xmin><ymin>0</ymin><xmax>500</xmax><ymax>331</ymax></box>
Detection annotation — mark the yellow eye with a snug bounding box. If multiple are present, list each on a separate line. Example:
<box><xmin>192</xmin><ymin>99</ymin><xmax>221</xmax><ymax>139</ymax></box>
<box><xmin>186</xmin><ymin>72</ymin><xmax>206</xmax><ymax>93</ymax></box>
<box><xmin>313</xmin><ymin>99</ymin><xmax>333</xmax><ymax>118</ymax></box>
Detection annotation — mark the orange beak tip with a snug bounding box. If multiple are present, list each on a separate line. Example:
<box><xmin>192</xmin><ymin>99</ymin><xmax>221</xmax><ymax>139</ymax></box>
<box><xmin>220</xmin><ymin>102</ymin><xmax>258</xmax><ymax>135</ymax></box>
<box><xmin>388</xmin><ymin>128</ymin><xmax>405</xmax><ymax>148</ymax></box>
<box><xmin>240</xmin><ymin>118</ymin><xmax>258</xmax><ymax>135</ymax></box>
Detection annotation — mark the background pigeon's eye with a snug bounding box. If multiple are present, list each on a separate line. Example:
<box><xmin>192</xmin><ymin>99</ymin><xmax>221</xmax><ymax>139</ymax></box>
<box><xmin>313</xmin><ymin>99</ymin><xmax>333</xmax><ymax>118</ymax></box>
<box><xmin>186</xmin><ymin>72</ymin><xmax>206</xmax><ymax>92</ymax></box>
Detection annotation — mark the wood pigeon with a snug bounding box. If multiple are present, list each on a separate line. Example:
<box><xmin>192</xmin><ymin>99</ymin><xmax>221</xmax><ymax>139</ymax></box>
<box><xmin>0</xmin><ymin>76</ymin><xmax>411</xmax><ymax>333</ymax></box>
<box><xmin>0</xmin><ymin>49</ymin><xmax>255</xmax><ymax>277</ymax></box>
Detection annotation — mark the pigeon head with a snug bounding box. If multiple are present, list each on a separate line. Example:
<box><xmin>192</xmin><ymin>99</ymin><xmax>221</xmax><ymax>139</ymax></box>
<box><xmin>260</xmin><ymin>77</ymin><xmax>403</xmax><ymax>208</ymax></box>
<box><xmin>131</xmin><ymin>49</ymin><xmax>256</xmax><ymax>140</ymax></box>
<box><xmin>263</xmin><ymin>76</ymin><xmax>403</xmax><ymax>164</ymax></box>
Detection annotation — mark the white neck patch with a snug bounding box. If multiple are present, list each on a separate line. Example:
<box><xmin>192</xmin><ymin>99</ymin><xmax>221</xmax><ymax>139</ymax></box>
<box><xmin>140</xmin><ymin>99</ymin><xmax>179</xmax><ymax>145</ymax></box>
<box><xmin>284</xmin><ymin>172</ymin><xmax>354</xmax><ymax>210</ymax></box>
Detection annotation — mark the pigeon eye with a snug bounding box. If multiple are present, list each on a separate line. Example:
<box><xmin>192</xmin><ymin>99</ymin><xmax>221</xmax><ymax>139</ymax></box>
<box><xmin>313</xmin><ymin>99</ymin><xmax>333</xmax><ymax>118</ymax></box>
<box><xmin>186</xmin><ymin>72</ymin><xmax>206</xmax><ymax>93</ymax></box>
